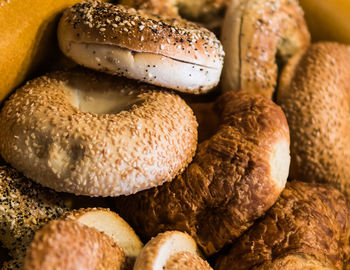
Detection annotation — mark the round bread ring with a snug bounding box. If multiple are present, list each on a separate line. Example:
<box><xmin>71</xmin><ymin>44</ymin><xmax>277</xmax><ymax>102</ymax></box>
<box><xmin>0</xmin><ymin>70</ymin><xmax>198</xmax><ymax>197</ymax></box>
<box><xmin>120</xmin><ymin>0</ymin><xmax>231</xmax><ymax>31</ymax></box>
<box><xmin>57</xmin><ymin>1</ymin><xmax>224</xmax><ymax>94</ymax></box>
<box><xmin>277</xmin><ymin>42</ymin><xmax>350</xmax><ymax>199</ymax></box>
<box><xmin>115</xmin><ymin>91</ymin><xmax>290</xmax><ymax>256</ymax></box>
<box><xmin>221</xmin><ymin>0</ymin><xmax>310</xmax><ymax>98</ymax></box>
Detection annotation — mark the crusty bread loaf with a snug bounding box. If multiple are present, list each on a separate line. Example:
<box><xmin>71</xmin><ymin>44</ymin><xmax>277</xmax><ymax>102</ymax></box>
<box><xmin>115</xmin><ymin>90</ymin><xmax>290</xmax><ymax>256</ymax></box>
<box><xmin>215</xmin><ymin>181</ymin><xmax>350</xmax><ymax>270</ymax></box>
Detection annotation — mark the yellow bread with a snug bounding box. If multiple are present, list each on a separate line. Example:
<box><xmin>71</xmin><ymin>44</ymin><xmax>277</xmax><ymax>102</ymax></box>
<box><xmin>0</xmin><ymin>0</ymin><xmax>97</xmax><ymax>102</ymax></box>
<box><xmin>299</xmin><ymin>0</ymin><xmax>350</xmax><ymax>44</ymax></box>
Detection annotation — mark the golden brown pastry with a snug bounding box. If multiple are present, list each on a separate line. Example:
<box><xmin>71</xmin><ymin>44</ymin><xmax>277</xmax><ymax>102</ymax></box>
<box><xmin>277</xmin><ymin>42</ymin><xmax>350</xmax><ymax>198</ymax></box>
<box><xmin>115</xmin><ymin>90</ymin><xmax>290</xmax><ymax>256</ymax></box>
<box><xmin>215</xmin><ymin>181</ymin><xmax>350</xmax><ymax>270</ymax></box>
<box><xmin>221</xmin><ymin>0</ymin><xmax>310</xmax><ymax>98</ymax></box>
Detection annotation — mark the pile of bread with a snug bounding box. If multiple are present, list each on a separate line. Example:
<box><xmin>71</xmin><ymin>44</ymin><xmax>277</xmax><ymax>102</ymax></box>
<box><xmin>0</xmin><ymin>0</ymin><xmax>350</xmax><ymax>269</ymax></box>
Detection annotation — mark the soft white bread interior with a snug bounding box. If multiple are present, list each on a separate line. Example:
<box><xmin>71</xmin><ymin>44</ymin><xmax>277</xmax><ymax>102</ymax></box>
<box><xmin>62</xmin><ymin>208</ymin><xmax>143</xmax><ymax>264</ymax></box>
<box><xmin>134</xmin><ymin>231</ymin><xmax>212</xmax><ymax>270</ymax></box>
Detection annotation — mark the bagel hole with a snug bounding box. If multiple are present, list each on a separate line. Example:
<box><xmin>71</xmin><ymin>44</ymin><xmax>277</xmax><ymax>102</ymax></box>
<box><xmin>66</xmin><ymin>80</ymin><xmax>144</xmax><ymax>115</ymax></box>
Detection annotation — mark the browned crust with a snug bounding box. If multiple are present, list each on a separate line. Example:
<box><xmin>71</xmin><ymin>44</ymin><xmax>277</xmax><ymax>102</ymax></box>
<box><xmin>24</xmin><ymin>220</ymin><xmax>126</xmax><ymax>270</ymax></box>
<box><xmin>114</xmin><ymin>91</ymin><xmax>290</xmax><ymax>256</ymax></box>
<box><xmin>277</xmin><ymin>42</ymin><xmax>350</xmax><ymax>198</ymax></box>
<box><xmin>58</xmin><ymin>1</ymin><xmax>224</xmax><ymax>69</ymax></box>
<box><xmin>0</xmin><ymin>69</ymin><xmax>198</xmax><ymax>196</ymax></box>
<box><xmin>215</xmin><ymin>181</ymin><xmax>350</xmax><ymax>270</ymax></box>
<box><xmin>120</xmin><ymin>0</ymin><xmax>230</xmax><ymax>28</ymax></box>
<box><xmin>221</xmin><ymin>0</ymin><xmax>310</xmax><ymax>98</ymax></box>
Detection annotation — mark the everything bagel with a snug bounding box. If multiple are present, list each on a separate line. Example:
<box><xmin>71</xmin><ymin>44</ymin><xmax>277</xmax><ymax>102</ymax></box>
<box><xmin>115</xmin><ymin>91</ymin><xmax>290</xmax><ymax>256</ymax></box>
<box><xmin>0</xmin><ymin>69</ymin><xmax>198</xmax><ymax>197</ymax></box>
<box><xmin>58</xmin><ymin>1</ymin><xmax>224</xmax><ymax>94</ymax></box>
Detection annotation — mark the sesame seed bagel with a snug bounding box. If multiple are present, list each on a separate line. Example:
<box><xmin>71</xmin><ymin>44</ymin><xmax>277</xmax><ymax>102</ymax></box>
<box><xmin>24</xmin><ymin>220</ymin><xmax>126</xmax><ymax>270</ymax></box>
<box><xmin>57</xmin><ymin>1</ymin><xmax>224</xmax><ymax>94</ymax></box>
<box><xmin>277</xmin><ymin>42</ymin><xmax>350</xmax><ymax>199</ymax></box>
<box><xmin>62</xmin><ymin>208</ymin><xmax>144</xmax><ymax>266</ymax></box>
<box><xmin>0</xmin><ymin>69</ymin><xmax>198</xmax><ymax>197</ymax></box>
<box><xmin>221</xmin><ymin>0</ymin><xmax>310</xmax><ymax>98</ymax></box>
<box><xmin>115</xmin><ymin>91</ymin><xmax>290</xmax><ymax>256</ymax></box>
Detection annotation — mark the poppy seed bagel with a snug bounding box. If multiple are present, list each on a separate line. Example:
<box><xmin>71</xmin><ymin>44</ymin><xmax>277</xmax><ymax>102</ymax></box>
<box><xmin>277</xmin><ymin>42</ymin><xmax>350</xmax><ymax>198</ymax></box>
<box><xmin>115</xmin><ymin>90</ymin><xmax>290</xmax><ymax>256</ymax></box>
<box><xmin>0</xmin><ymin>165</ymin><xmax>68</xmax><ymax>260</ymax></box>
<box><xmin>0</xmin><ymin>69</ymin><xmax>198</xmax><ymax>197</ymax></box>
<box><xmin>57</xmin><ymin>1</ymin><xmax>224</xmax><ymax>94</ymax></box>
<box><xmin>221</xmin><ymin>0</ymin><xmax>310</xmax><ymax>98</ymax></box>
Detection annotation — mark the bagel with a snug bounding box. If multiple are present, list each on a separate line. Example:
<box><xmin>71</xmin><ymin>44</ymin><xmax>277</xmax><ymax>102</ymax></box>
<box><xmin>57</xmin><ymin>1</ymin><xmax>224</xmax><ymax>94</ymax></box>
<box><xmin>120</xmin><ymin>0</ymin><xmax>230</xmax><ymax>31</ymax></box>
<box><xmin>24</xmin><ymin>220</ymin><xmax>126</xmax><ymax>270</ymax></box>
<box><xmin>277</xmin><ymin>42</ymin><xmax>350</xmax><ymax>198</ymax></box>
<box><xmin>62</xmin><ymin>208</ymin><xmax>144</xmax><ymax>265</ymax></box>
<box><xmin>221</xmin><ymin>0</ymin><xmax>310</xmax><ymax>98</ymax></box>
<box><xmin>134</xmin><ymin>231</ymin><xmax>212</xmax><ymax>270</ymax></box>
<box><xmin>115</xmin><ymin>90</ymin><xmax>290</xmax><ymax>255</ymax></box>
<box><xmin>0</xmin><ymin>165</ymin><xmax>67</xmax><ymax>260</ymax></box>
<box><xmin>215</xmin><ymin>181</ymin><xmax>350</xmax><ymax>270</ymax></box>
<box><xmin>0</xmin><ymin>69</ymin><xmax>198</xmax><ymax>197</ymax></box>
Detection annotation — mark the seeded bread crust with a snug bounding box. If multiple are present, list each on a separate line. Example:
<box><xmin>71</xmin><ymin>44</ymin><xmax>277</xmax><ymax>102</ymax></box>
<box><xmin>221</xmin><ymin>0</ymin><xmax>310</xmax><ymax>98</ymax></box>
<box><xmin>24</xmin><ymin>220</ymin><xmax>126</xmax><ymax>270</ymax></box>
<box><xmin>57</xmin><ymin>1</ymin><xmax>224</xmax><ymax>93</ymax></box>
<box><xmin>59</xmin><ymin>1</ymin><xmax>224</xmax><ymax>69</ymax></box>
<box><xmin>0</xmin><ymin>165</ymin><xmax>67</xmax><ymax>259</ymax></box>
<box><xmin>0</xmin><ymin>70</ymin><xmax>198</xmax><ymax>196</ymax></box>
<box><xmin>277</xmin><ymin>42</ymin><xmax>350</xmax><ymax>199</ymax></box>
<box><xmin>115</xmin><ymin>91</ymin><xmax>290</xmax><ymax>255</ymax></box>
<box><xmin>62</xmin><ymin>207</ymin><xmax>144</xmax><ymax>265</ymax></box>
